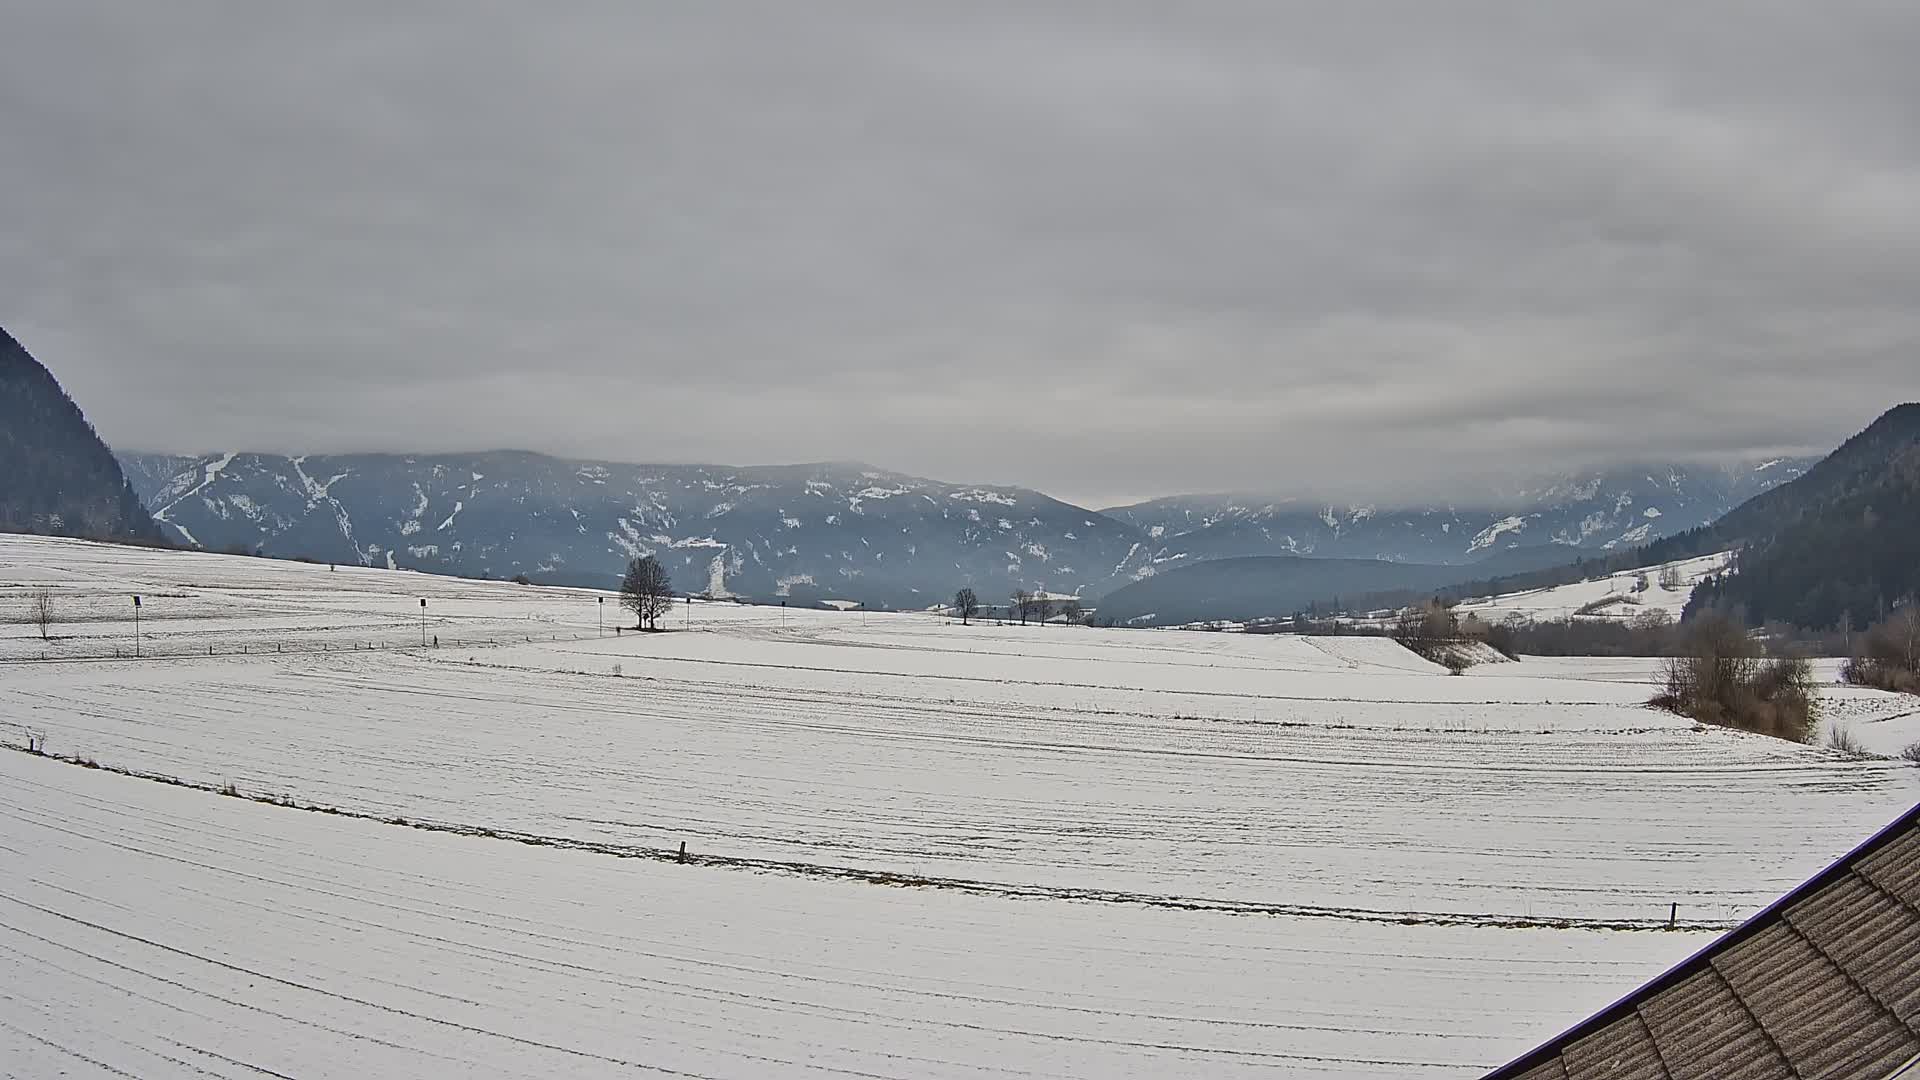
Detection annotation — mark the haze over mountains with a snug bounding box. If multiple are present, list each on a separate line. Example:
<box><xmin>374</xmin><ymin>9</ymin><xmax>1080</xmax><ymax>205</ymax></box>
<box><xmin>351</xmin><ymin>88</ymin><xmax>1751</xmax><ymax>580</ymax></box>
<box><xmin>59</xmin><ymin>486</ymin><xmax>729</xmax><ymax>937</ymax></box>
<box><xmin>117</xmin><ymin>446</ymin><xmax>1810</xmax><ymax>609</ymax></box>
<box><xmin>1107</xmin><ymin>460</ymin><xmax>1809</xmax><ymax>567</ymax></box>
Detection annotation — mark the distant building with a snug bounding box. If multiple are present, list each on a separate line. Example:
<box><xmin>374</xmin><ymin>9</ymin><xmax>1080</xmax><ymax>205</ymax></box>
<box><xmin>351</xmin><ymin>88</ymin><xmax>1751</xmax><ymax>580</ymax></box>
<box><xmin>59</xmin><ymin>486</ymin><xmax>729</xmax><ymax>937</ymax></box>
<box><xmin>1484</xmin><ymin>801</ymin><xmax>1920</xmax><ymax>1079</ymax></box>
<box><xmin>1027</xmin><ymin>590</ymin><xmax>1089</xmax><ymax>623</ymax></box>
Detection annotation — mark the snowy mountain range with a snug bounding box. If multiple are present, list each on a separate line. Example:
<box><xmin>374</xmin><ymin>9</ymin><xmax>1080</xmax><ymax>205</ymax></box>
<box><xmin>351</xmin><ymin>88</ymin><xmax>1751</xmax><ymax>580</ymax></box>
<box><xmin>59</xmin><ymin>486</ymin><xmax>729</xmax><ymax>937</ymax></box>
<box><xmin>116</xmin><ymin>451</ymin><xmax>1144</xmax><ymax>607</ymax></box>
<box><xmin>117</xmin><ymin>450</ymin><xmax>1812</xmax><ymax>607</ymax></box>
<box><xmin>1104</xmin><ymin>460</ymin><xmax>1813</xmax><ymax>569</ymax></box>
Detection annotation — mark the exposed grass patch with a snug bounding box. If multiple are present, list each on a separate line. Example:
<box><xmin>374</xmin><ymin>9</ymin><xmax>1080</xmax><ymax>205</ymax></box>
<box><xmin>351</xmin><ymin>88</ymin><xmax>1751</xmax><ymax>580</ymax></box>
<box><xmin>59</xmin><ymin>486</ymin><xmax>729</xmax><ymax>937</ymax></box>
<box><xmin>1824</xmin><ymin>726</ymin><xmax>1871</xmax><ymax>758</ymax></box>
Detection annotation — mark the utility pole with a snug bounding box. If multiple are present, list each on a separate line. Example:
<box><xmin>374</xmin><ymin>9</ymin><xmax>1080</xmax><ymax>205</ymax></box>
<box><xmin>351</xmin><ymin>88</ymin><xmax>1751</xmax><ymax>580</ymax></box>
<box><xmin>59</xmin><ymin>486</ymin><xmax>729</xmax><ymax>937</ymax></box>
<box><xmin>132</xmin><ymin>595</ymin><xmax>141</xmax><ymax>658</ymax></box>
<box><xmin>685</xmin><ymin>593</ymin><xmax>691</xmax><ymax>629</ymax></box>
<box><xmin>420</xmin><ymin>598</ymin><xmax>428</xmax><ymax>647</ymax></box>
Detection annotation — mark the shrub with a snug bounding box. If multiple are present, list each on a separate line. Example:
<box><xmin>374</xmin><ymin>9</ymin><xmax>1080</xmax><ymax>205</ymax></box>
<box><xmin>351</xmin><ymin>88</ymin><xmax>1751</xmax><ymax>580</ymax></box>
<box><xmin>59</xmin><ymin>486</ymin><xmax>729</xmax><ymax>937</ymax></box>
<box><xmin>1842</xmin><ymin>656</ymin><xmax>1920</xmax><ymax>694</ymax></box>
<box><xmin>1902</xmin><ymin>741</ymin><xmax>1920</xmax><ymax>764</ymax></box>
<box><xmin>1842</xmin><ymin>607</ymin><xmax>1920</xmax><ymax>694</ymax></box>
<box><xmin>1394</xmin><ymin>634</ymin><xmax>1475</xmax><ymax>673</ymax></box>
<box><xmin>1652</xmin><ymin>614</ymin><xmax>1817</xmax><ymax>742</ymax></box>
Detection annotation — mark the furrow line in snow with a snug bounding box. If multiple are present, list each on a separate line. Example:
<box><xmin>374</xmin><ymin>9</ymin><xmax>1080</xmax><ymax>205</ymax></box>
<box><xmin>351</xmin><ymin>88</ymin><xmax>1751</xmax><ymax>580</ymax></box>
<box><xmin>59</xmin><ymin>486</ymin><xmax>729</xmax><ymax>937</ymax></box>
<box><xmin>0</xmin><ymin>746</ymin><xmax>1739</xmax><ymax>933</ymax></box>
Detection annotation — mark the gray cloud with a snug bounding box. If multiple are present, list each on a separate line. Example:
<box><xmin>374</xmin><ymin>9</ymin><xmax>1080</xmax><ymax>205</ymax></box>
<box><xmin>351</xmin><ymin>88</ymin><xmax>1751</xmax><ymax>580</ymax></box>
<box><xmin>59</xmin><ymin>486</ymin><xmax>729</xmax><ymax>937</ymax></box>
<box><xmin>5</xmin><ymin>1</ymin><xmax>1918</xmax><ymax>507</ymax></box>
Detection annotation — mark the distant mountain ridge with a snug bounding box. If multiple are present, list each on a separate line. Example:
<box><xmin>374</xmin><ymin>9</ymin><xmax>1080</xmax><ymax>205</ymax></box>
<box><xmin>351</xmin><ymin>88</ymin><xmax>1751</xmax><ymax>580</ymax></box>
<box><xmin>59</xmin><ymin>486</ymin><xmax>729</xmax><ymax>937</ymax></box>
<box><xmin>0</xmin><ymin>328</ymin><xmax>164</xmax><ymax>544</ymax></box>
<box><xmin>118</xmin><ymin>447</ymin><xmax>1812</xmax><ymax>608</ymax></box>
<box><xmin>117</xmin><ymin>450</ymin><xmax>1147</xmax><ymax>606</ymax></box>
<box><xmin>1102</xmin><ymin>459</ymin><xmax>1813</xmax><ymax>568</ymax></box>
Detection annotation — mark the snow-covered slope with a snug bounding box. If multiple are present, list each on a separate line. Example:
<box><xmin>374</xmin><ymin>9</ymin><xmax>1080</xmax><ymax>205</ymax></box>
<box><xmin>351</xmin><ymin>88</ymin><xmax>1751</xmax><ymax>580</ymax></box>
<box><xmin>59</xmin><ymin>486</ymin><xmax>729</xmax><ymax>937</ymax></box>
<box><xmin>1105</xmin><ymin>459</ymin><xmax>1813</xmax><ymax>568</ymax></box>
<box><xmin>1454</xmin><ymin>551</ymin><xmax>1734</xmax><ymax>625</ymax></box>
<box><xmin>118</xmin><ymin>451</ymin><xmax>1148</xmax><ymax>606</ymax></box>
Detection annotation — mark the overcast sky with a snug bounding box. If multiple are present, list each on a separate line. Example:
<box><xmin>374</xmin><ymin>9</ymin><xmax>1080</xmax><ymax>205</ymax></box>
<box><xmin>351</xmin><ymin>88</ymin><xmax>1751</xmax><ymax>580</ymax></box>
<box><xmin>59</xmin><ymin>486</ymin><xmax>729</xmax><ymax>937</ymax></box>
<box><xmin>5</xmin><ymin>3</ymin><xmax>1918</xmax><ymax>507</ymax></box>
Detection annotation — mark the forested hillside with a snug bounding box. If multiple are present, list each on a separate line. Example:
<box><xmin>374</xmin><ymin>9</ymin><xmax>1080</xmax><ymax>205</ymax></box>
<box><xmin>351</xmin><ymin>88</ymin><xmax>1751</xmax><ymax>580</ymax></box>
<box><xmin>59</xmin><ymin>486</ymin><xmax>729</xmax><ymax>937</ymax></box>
<box><xmin>0</xmin><ymin>328</ymin><xmax>164</xmax><ymax>543</ymax></box>
<box><xmin>1687</xmin><ymin>404</ymin><xmax>1920</xmax><ymax>629</ymax></box>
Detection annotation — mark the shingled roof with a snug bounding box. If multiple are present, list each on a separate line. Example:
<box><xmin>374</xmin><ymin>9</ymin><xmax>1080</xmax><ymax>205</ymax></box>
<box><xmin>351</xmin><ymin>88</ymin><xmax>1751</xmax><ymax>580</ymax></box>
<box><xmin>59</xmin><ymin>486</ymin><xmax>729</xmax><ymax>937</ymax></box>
<box><xmin>1485</xmin><ymin>802</ymin><xmax>1920</xmax><ymax>1080</ymax></box>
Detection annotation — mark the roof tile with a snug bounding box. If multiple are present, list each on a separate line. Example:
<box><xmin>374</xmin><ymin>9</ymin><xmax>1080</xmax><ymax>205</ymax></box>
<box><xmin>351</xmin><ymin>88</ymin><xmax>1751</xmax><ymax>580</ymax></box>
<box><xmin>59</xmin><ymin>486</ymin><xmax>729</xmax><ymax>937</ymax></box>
<box><xmin>1636</xmin><ymin>968</ymin><xmax>1790</xmax><ymax>1080</ymax></box>
<box><xmin>1857</xmin><ymin>825</ymin><xmax>1920</xmax><ymax>906</ymax></box>
<box><xmin>1786</xmin><ymin>875</ymin><xmax>1920</xmax><ymax>1028</ymax></box>
<box><xmin>1713</xmin><ymin>922</ymin><xmax>1918</xmax><ymax>1079</ymax></box>
<box><xmin>1560</xmin><ymin>1012</ymin><xmax>1669</xmax><ymax>1080</ymax></box>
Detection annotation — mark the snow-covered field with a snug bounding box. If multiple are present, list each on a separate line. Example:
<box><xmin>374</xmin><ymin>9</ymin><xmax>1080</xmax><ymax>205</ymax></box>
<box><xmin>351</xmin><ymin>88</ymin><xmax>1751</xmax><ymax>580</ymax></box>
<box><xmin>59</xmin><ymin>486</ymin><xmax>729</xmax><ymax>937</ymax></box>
<box><xmin>4</xmin><ymin>534</ymin><xmax>1918</xmax><ymax>1077</ymax></box>
<box><xmin>0</xmin><ymin>750</ymin><xmax>1702</xmax><ymax>1079</ymax></box>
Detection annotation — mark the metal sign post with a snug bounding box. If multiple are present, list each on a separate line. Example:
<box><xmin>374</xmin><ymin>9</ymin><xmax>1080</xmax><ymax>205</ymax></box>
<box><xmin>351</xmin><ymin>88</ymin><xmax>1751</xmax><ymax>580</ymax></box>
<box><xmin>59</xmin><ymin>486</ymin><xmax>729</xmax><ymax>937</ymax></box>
<box><xmin>419</xmin><ymin>598</ymin><xmax>427</xmax><ymax>647</ymax></box>
<box><xmin>132</xmin><ymin>595</ymin><xmax>141</xmax><ymax>658</ymax></box>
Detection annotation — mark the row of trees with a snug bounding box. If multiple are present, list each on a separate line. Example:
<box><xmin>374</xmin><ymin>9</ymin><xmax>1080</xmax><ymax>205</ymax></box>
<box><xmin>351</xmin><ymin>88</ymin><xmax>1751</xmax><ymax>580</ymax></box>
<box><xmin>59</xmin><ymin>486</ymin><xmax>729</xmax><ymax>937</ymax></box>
<box><xmin>951</xmin><ymin>587</ymin><xmax>1084</xmax><ymax>626</ymax></box>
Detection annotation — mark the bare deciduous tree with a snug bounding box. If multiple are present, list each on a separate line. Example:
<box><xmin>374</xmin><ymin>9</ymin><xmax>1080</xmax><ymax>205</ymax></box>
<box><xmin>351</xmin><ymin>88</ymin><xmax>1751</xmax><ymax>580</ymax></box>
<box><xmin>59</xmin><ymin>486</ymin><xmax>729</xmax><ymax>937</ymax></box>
<box><xmin>31</xmin><ymin>588</ymin><xmax>53</xmax><ymax>641</ymax></box>
<box><xmin>1011</xmin><ymin>589</ymin><xmax>1034</xmax><ymax>626</ymax></box>
<box><xmin>953</xmin><ymin>587</ymin><xmax>980</xmax><ymax>625</ymax></box>
<box><xmin>621</xmin><ymin>556</ymin><xmax>675</xmax><ymax>630</ymax></box>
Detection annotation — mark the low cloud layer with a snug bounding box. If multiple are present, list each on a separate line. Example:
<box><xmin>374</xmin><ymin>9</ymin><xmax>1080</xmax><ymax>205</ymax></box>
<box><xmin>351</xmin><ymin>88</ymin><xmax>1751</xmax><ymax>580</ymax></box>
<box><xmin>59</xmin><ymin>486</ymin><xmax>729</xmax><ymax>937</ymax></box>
<box><xmin>5</xmin><ymin>3</ymin><xmax>1917</xmax><ymax>507</ymax></box>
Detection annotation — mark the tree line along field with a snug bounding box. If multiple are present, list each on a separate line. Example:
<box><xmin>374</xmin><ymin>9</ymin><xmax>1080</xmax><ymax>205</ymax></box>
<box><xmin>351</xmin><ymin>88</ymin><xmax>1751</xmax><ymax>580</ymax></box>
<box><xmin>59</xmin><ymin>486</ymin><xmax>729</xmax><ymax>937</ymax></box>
<box><xmin>3</xmin><ymin>533</ymin><xmax>1919</xmax><ymax>1077</ymax></box>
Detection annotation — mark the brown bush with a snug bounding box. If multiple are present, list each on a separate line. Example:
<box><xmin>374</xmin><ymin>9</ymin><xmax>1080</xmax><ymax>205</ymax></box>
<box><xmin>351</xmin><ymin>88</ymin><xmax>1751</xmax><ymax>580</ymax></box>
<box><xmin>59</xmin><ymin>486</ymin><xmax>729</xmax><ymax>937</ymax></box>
<box><xmin>1842</xmin><ymin>606</ymin><xmax>1920</xmax><ymax>695</ymax></box>
<box><xmin>1652</xmin><ymin>613</ymin><xmax>1817</xmax><ymax>742</ymax></box>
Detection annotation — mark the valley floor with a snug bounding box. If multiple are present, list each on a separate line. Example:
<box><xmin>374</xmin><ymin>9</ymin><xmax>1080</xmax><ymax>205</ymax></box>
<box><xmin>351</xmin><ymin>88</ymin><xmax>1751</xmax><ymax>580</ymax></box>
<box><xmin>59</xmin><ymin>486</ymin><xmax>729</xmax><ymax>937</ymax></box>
<box><xmin>3</xmin><ymin>535</ymin><xmax>1917</xmax><ymax>1077</ymax></box>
